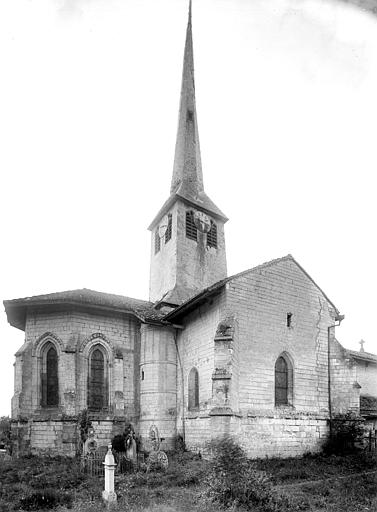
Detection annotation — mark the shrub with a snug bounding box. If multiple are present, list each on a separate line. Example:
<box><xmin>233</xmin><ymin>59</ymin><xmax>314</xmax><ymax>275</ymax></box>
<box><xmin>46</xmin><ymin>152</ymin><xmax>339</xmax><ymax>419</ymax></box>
<box><xmin>19</xmin><ymin>489</ymin><xmax>72</xmax><ymax>510</ymax></box>
<box><xmin>201</xmin><ymin>436</ymin><xmax>286</xmax><ymax>511</ymax></box>
<box><xmin>323</xmin><ymin>412</ymin><xmax>365</xmax><ymax>455</ymax></box>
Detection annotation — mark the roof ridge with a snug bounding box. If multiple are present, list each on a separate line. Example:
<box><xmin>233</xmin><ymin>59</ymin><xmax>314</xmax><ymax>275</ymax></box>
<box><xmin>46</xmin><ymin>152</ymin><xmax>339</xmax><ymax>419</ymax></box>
<box><xmin>4</xmin><ymin>287</ymin><xmax>152</xmax><ymax>306</ymax></box>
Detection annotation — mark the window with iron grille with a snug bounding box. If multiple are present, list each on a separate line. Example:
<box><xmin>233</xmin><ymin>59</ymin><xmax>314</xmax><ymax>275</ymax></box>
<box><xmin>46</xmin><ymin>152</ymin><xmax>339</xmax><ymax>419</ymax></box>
<box><xmin>207</xmin><ymin>220</ymin><xmax>218</xmax><ymax>248</ymax></box>
<box><xmin>188</xmin><ymin>367</ymin><xmax>199</xmax><ymax>410</ymax></box>
<box><xmin>165</xmin><ymin>214</ymin><xmax>172</xmax><ymax>243</ymax></box>
<box><xmin>154</xmin><ymin>229</ymin><xmax>161</xmax><ymax>254</ymax></box>
<box><xmin>186</xmin><ymin>211</ymin><xmax>197</xmax><ymax>241</ymax></box>
<box><xmin>275</xmin><ymin>354</ymin><xmax>293</xmax><ymax>407</ymax></box>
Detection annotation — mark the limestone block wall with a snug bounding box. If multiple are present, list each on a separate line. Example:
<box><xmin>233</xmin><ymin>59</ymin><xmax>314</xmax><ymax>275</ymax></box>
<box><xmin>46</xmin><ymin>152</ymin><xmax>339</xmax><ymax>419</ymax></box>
<box><xmin>13</xmin><ymin>308</ymin><xmax>141</xmax><ymax>421</ymax></box>
<box><xmin>237</xmin><ymin>414</ymin><xmax>329</xmax><ymax>458</ymax></box>
<box><xmin>179</xmin><ymin>413</ymin><xmax>328</xmax><ymax>458</ymax></box>
<box><xmin>330</xmin><ymin>339</ymin><xmax>359</xmax><ymax>414</ymax></box>
<box><xmin>149</xmin><ymin>202</ymin><xmax>179</xmax><ymax>303</ymax></box>
<box><xmin>355</xmin><ymin>360</ymin><xmax>377</xmax><ymax>397</ymax></box>
<box><xmin>149</xmin><ymin>199</ymin><xmax>227</xmax><ymax>303</ymax></box>
<box><xmin>225</xmin><ymin>258</ymin><xmax>337</xmax><ymax>416</ymax></box>
<box><xmin>178</xmin><ymin>257</ymin><xmax>345</xmax><ymax>458</ymax></box>
<box><xmin>176</xmin><ymin>294</ymin><xmax>225</xmax><ymax>445</ymax></box>
<box><xmin>11</xmin><ymin>418</ymin><xmax>125</xmax><ymax>457</ymax></box>
<box><xmin>139</xmin><ymin>325</ymin><xmax>177</xmax><ymax>449</ymax></box>
<box><xmin>176</xmin><ymin>201</ymin><xmax>227</xmax><ymax>301</ymax></box>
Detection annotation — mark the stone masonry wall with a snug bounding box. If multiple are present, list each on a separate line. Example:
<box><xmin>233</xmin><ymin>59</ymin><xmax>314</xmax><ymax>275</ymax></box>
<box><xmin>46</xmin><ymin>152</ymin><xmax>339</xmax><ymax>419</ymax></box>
<box><xmin>13</xmin><ymin>308</ymin><xmax>140</xmax><ymax>422</ymax></box>
<box><xmin>149</xmin><ymin>202</ymin><xmax>179</xmax><ymax>302</ymax></box>
<box><xmin>179</xmin><ymin>257</ymin><xmax>346</xmax><ymax>457</ymax></box>
<box><xmin>176</xmin><ymin>201</ymin><xmax>227</xmax><ymax>301</ymax></box>
<box><xmin>139</xmin><ymin>324</ymin><xmax>177</xmax><ymax>450</ymax></box>
<box><xmin>330</xmin><ymin>339</ymin><xmax>359</xmax><ymax>414</ymax></box>
<box><xmin>356</xmin><ymin>360</ymin><xmax>377</xmax><ymax>397</ymax></box>
<box><xmin>181</xmin><ymin>414</ymin><xmax>328</xmax><ymax>458</ymax></box>
<box><xmin>149</xmin><ymin>199</ymin><xmax>227</xmax><ymax>303</ymax></box>
<box><xmin>225</xmin><ymin>258</ymin><xmax>337</xmax><ymax>416</ymax></box>
<box><xmin>11</xmin><ymin>418</ymin><xmax>125</xmax><ymax>457</ymax></box>
<box><xmin>176</xmin><ymin>294</ymin><xmax>225</xmax><ymax>444</ymax></box>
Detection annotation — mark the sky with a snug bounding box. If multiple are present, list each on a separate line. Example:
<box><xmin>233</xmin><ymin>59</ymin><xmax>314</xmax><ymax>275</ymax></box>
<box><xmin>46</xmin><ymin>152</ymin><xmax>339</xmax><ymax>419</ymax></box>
<box><xmin>0</xmin><ymin>0</ymin><xmax>376</xmax><ymax>417</ymax></box>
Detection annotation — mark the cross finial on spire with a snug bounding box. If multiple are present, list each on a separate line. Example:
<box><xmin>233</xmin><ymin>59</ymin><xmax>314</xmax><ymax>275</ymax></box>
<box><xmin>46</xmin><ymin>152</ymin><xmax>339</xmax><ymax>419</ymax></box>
<box><xmin>359</xmin><ymin>339</ymin><xmax>365</xmax><ymax>352</ymax></box>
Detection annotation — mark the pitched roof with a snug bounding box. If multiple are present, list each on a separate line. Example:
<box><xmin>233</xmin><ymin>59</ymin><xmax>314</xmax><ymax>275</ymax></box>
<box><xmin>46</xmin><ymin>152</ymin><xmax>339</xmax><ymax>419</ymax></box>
<box><xmin>164</xmin><ymin>254</ymin><xmax>341</xmax><ymax>321</ymax></box>
<box><xmin>346</xmin><ymin>349</ymin><xmax>377</xmax><ymax>364</ymax></box>
<box><xmin>3</xmin><ymin>288</ymin><xmax>165</xmax><ymax>331</ymax></box>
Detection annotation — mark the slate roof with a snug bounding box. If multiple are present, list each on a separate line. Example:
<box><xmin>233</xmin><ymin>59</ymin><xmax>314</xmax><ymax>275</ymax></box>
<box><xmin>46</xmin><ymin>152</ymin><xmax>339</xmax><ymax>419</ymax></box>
<box><xmin>148</xmin><ymin>191</ymin><xmax>228</xmax><ymax>231</ymax></box>
<box><xmin>147</xmin><ymin>4</ymin><xmax>227</xmax><ymax>230</ymax></box>
<box><xmin>3</xmin><ymin>288</ymin><xmax>166</xmax><ymax>331</ymax></box>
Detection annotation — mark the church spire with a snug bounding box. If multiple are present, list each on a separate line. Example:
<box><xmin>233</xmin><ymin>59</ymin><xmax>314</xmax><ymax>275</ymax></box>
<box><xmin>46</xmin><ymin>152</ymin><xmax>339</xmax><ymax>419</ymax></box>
<box><xmin>170</xmin><ymin>0</ymin><xmax>204</xmax><ymax>197</ymax></box>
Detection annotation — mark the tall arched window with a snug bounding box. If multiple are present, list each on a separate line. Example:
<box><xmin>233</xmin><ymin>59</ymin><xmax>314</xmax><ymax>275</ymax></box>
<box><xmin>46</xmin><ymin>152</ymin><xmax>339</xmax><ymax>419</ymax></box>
<box><xmin>275</xmin><ymin>354</ymin><xmax>293</xmax><ymax>407</ymax></box>
<box><xmin>41</xmin><ymin>343</ymin><xmax>59</xmax><ymax>407</ymax></box>
<box><xmin>88</xmin><ymin>346</ymin><xmax>108</xmax><ymax>411</ymax></box>
<box><xmin>188</xmin><ymin>367</ymin><xmax>199</xmax><ymax>411</ymax></box>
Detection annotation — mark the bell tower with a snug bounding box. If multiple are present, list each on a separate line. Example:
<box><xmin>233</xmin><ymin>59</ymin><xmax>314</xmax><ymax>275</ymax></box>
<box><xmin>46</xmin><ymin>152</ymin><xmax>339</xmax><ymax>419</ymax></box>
<box><xmin>148</xmin><ymin>1</ymin><xmax>228</xmax><ymax>305</ymax></box>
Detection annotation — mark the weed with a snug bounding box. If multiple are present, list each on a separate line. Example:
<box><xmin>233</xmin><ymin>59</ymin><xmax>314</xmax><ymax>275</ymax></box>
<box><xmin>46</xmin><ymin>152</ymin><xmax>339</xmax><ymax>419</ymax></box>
<box><xmin>201</xmin><ymin>436</ymin><xmax>289</xmax><ymax>511</ymax></box>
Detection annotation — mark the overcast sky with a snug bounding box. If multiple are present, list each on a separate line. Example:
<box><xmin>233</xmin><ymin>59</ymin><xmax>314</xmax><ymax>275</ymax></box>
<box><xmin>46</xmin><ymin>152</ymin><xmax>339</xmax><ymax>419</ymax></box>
<box><xmin>0</xmin><ymin>0</ymin><xmax>376</xmax><ymax>416</ymax></box>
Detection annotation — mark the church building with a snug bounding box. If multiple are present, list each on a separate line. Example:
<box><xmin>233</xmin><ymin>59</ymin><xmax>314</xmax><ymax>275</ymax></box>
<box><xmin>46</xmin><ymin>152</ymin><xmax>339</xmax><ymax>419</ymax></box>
<box><xmin>4</xmin><ymin>2</ymin><xmax>373</xmax><ymax>458</ymax></box>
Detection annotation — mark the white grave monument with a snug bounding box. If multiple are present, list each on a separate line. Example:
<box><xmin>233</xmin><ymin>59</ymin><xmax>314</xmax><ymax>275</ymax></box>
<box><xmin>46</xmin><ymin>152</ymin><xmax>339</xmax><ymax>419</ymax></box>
<box><xmin>102</xmin><ymin>444</ymin><xmax>117</xmax><ymax>504</ymax></box>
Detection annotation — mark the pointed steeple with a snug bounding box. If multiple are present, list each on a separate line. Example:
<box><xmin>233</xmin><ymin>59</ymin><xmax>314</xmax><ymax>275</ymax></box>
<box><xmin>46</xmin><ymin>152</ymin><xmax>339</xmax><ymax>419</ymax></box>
<box><xmin>171</xmin><ymin>0</ymin><xmax>204</xmax><ymax>198</ymax></box>
<box><xmin>148</xmin><ymin>0</ymin><xmax>228</xmax><ymax>304</ymax></box>
<box><xmin>148</xmin><ymin>0</ymin><xmax>227</xmax><ymax>232</ymax></box>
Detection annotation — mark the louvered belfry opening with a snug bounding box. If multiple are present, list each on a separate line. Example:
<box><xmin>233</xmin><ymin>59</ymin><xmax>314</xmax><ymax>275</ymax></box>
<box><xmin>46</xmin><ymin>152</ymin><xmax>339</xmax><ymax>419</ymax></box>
<box><xmin>186</xmin><ymin>211</ymin><xmax>197</xmax><ymax>241</ymax></box>
<box><xmin>155</xmin><ymin>229</ymin><xmax>161</xmax><ymax>254</ymax></box>
<box><xmin>165</xmin><ymin>214</ymin><xmax>172</xmax><ymax>243</ymax></box>
<box><xmin>207</xmin><ymin>220</ymin><xmax>217</xmax><ymax>248</ymax></box>
<box><xmin>88</xmin><ymin>347</ymin><xmax>107</xmax><ymax>411</ymax></box>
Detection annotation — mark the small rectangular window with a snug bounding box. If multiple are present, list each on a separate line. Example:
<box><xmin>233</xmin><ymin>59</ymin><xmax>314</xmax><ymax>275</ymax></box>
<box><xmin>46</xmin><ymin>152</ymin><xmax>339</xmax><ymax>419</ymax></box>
<box><xmin>287</xmin><ymin>313</ymin><xmax>292</xmax><ymax>328</ymax></box>
<box><xmin>154</xmin><ymin>230</ymin><xmax>161</xmax><ymax>254</ymax></box>
<box><xmin>186</xmin><ymin>211</ymin><xmax>197</xmax><ymax>241</ymax></box>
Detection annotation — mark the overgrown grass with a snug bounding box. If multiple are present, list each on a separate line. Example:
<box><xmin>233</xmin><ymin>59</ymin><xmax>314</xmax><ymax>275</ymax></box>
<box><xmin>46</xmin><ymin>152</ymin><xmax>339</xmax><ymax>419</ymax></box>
<box><xmin>255</xmin><ymin>451</ymin><xmax>377</xmax><ymax>484</ymax></box>
<box><xmin>0</xmin><ymin>450</ymin><xmax>375</xmax><ymax>512</ymax></box>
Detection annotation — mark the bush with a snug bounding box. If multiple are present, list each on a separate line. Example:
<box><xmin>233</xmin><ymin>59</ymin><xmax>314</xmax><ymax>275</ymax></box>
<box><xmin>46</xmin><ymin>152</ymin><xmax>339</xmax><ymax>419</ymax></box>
<box><xmin>323</xmin><ymin>412</ymin><xmax>365</xmax><ymax>455</ymax></box>
<box><xmin>19</xmin><ymin>488</ymin><xmax>72</xmax><ymax>510</ymax></box>
<box><xmin>201</xmin><ymin>436</ymin><xmax>287</xmax><ymax>511</ymax></box>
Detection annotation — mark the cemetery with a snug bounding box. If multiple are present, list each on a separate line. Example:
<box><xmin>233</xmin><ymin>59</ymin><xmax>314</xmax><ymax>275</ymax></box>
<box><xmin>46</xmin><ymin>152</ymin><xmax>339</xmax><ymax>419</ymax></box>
<box><xmin>0</xmin><ymin>415</ymin><xmax>376</xmax><ymax>512</ymax></box>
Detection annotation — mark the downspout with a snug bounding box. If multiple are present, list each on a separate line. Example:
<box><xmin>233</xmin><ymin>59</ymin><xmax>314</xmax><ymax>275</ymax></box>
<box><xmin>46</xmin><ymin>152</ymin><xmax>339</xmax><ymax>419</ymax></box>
<box><xmin>328</xmin><ymin>314</ymin><xmax>344</xmax><ymax>439</ymax></box>
<box><xmin>174</xmin><ymin>328</ymin><xmax>186</xmax><ymax>445</ymax></box>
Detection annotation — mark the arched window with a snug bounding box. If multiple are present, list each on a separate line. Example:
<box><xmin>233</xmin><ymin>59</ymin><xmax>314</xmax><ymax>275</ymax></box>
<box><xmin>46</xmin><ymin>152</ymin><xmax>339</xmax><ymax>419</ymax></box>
<box><xmin>88</xmin><ymin>346</ymin><xmax>108</xmax><ymax>411</ymax></box>
<box><xmin>188</xmin><ymin>367</ymin><xmax>199</xmax><ymax>410</ymax></box>
<box><xmin>275</xmin><ymin>354</ymin><xmax>293</xmax><ymax>407</ymax></box>
<box><xmin>41</xmin><ymin>343</ymin><xmax>59</xmax><ymax>407</ymax></box>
